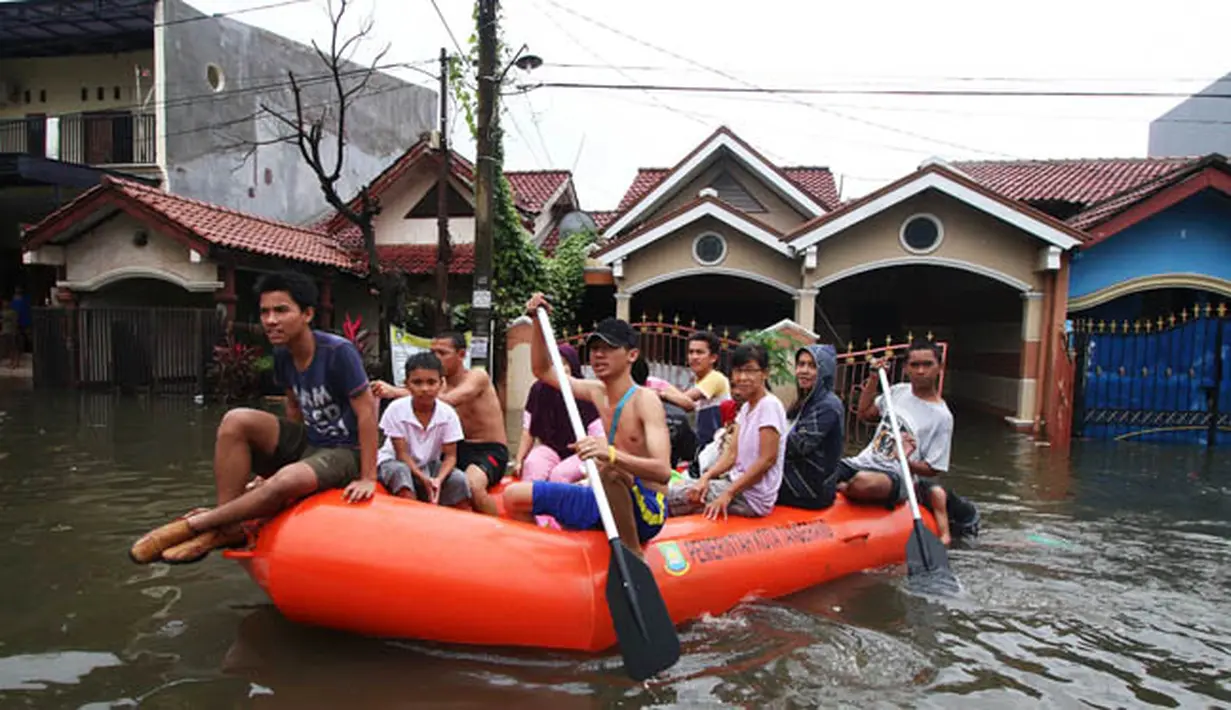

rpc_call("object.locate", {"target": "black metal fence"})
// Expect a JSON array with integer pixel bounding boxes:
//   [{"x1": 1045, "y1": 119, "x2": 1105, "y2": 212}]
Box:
[
  {"x1": 0, "y1": 112, "x2": 156, "y2": 164},
  {"x1": 32, "y1": 307, "x2": 224, "y2": 393}
]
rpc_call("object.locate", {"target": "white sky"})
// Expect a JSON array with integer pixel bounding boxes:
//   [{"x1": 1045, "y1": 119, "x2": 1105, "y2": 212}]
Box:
[{"x1": 192, "y1": 0, "x2": 1231, "y2": 210}]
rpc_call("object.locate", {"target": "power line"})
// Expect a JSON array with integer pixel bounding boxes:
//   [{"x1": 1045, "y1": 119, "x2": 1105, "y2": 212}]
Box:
[
  {"x1": 156, "y1": 0, "x2": 309, "y2": 28},
  {"x1": 427, "y1": 0, "x2": 467, "y2": 59},
  {"x1": 536, "y1": 0, "x2": 1018, "y2": 159},
  {"x1": 518, "y1": 80, "x2": 1231, "y2": 101}
]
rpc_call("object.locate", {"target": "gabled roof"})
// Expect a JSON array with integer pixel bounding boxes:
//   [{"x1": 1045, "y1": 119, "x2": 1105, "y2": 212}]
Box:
[
  {"x1": 505, "y1": 170, "x2": 572, "y2": 213},
  {"x1": 954, "y1": 156, "x2": 1198, "y2": 208},
  {"x1": 615, "y1": 165, "x2": 839, "y2": 215},
  {"x1": 23, "y1": 175, "x2": 356, "y2": 270},
  {"x1": 788, "y1": 160, "x2": 1085, "y2": 251},
  {"x1": 318, "y1": 139, "x2": 476, "y2": 235},
  {"x1": 602, "y1": 127, "x2": 834, "y2": 239},
  {"x1": 596, "y1": 195, "x2": 791, "y2": 264},
  {"x1": 1068, "y1": 154, "x2": 1231, "y2": 245}
]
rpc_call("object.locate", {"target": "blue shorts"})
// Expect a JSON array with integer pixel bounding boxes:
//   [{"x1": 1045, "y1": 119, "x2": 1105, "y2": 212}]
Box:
[{"x1": 531, "y1": 479, "x2": 666, "y2": 543}]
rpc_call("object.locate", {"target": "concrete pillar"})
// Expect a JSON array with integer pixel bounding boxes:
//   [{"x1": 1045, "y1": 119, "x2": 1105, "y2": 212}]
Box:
[
  {"x1": 214, "y1": 263, "x2": 237, "y2": 324},
  {"x1": 614, "y1": 291, "x2": 631, "y2": 322},
  {"x1": 44, "y1": 116, "x2": 60, "y2": 160},
  {"x1": 794, "y1": 288, "x2": 818, "y2": 334},
  {"x1": 1011, "y1": 290, "x2": 1045, "y2": 427}
]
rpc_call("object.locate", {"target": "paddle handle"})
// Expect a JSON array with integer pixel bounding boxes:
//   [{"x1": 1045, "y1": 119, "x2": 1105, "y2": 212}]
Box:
[
  {"x1": 534, "y1": 307, "x2": 622, "y2": 543},
  {"x1": 877, "y1": 367, "x2": 926, "y2": 523}
]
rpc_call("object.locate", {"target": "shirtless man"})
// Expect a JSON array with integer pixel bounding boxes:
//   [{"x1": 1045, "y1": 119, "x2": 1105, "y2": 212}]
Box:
[
  {"x1": 372, "y1": 332, "x2": 509, "y2": 515},
  {"x1": 503, "y1": 294, "x2": 674, "y2": 560}
]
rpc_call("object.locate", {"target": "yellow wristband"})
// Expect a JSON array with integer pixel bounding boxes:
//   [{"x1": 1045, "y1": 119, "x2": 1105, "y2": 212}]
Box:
[{"x1": 608, "y1": 445, "x2": 617, "y2": 465}]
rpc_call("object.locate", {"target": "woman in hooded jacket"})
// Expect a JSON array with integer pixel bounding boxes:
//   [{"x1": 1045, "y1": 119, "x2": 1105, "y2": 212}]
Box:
[{"x1": 777, "y1": 344, "x2": 846, "y2": 510}]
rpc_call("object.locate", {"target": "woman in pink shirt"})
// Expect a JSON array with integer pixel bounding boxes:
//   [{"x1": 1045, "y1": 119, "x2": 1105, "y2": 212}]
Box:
[
  {"x1": 665, "y1": 342, "x2": 787, "y2": 520},
  {"x1": 513, "y1": 343, "x2": 604, "y2": 483}
]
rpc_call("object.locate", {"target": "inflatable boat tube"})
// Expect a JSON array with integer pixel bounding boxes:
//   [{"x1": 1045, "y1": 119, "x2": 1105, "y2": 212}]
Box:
[{"x1": 226, "y1": 488, "x2": 936, "y2": 652}]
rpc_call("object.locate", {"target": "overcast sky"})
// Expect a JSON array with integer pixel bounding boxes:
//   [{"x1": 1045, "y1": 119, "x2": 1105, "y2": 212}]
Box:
[{"x1": 193, "y1": 0, "x2": 1231, "y2": 211}]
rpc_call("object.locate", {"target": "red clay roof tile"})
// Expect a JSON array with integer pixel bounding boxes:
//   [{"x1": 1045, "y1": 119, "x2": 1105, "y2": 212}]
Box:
[
  {"x1": 953, "y1": 157, "x2": 1198, "y2": 207},
  {"x1": 505, "y1": 170, "x2": 571, "y2": 213},
  {"x1": 377, "y1": 243, "x2": 474, "y2": 274}
]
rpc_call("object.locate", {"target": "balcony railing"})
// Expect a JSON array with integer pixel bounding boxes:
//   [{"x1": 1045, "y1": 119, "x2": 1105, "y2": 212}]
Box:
[{"x1": 0, "y1": 112, "x2": 156, "y2": 165}]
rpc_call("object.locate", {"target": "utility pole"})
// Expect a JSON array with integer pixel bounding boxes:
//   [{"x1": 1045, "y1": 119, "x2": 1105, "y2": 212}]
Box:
[
  {"x1": 434, "y1": 46, "x2": 452, "y2": 333},
  {"x1": 470, "y1": 0, "x2": 497, "y2": 370}
]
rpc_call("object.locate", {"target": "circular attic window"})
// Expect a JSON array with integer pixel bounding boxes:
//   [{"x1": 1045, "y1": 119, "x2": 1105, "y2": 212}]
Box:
[
  {"x1": 899, "y1": 213, "x2": 943, "y2": 254},
  {"x1": 206, "y1": 64, "x2": 226, "y2": 93},
  {"x1": 693, "y1": 232, "x2": 727, "y2": 266}
]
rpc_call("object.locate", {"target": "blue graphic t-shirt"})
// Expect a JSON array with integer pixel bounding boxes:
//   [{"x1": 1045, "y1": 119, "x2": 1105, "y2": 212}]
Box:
[{"x1": 273, "y1": 330, "x2": 369, "y2": 449}]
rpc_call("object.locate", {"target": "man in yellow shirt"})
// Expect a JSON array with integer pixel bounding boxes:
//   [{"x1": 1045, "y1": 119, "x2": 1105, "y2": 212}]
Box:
[{"x1": 657, "y1": 331, "x2": 731, "y2": 451}]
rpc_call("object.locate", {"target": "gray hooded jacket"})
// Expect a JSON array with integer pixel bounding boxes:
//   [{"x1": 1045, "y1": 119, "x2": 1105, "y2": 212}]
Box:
[{"x1": 778, "y1": 344, "x2": 845, "y2": 508}]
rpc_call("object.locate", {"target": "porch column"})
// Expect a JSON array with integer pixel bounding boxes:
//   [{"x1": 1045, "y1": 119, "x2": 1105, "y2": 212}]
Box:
[
  {"x1": 794, "y1": 288, "x2": 818, "y2": 334},
  {"x1": 614, "y1": 291, "x2": 631, "y2": 322},
  {"x1": 56, "y1": 287, "x2": 80, "y2": 388},
  {"x1": 319, "y1": 276, "x2": 334, "y2": 329},
  {"x1": 1013, "y1": 290, "x2": 1045, "y2": 428},
  {"x1": 214, "y1": 263, "x2": 237, "y2": 324}
]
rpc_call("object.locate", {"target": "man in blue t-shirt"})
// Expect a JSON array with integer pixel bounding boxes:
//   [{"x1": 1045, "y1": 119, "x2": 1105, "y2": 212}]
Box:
[{"x1": 129, "y1": 271, "x2": 380, "y2": 565}]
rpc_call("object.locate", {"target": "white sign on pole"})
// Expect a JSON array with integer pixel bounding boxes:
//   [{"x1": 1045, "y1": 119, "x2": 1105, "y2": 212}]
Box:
[{"x1": 388, "y1": 325, "x2": 472, "y2": 386}]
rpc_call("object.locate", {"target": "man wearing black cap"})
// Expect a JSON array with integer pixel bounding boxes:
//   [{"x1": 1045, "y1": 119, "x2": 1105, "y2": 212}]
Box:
[{"x1": 503, "y1": 294, "x2": 674, "y2": 559}]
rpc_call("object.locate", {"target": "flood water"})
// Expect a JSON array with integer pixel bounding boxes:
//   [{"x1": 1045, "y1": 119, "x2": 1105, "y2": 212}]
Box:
[{"x1": 1, "y1": 383, "x2": 1229, "y2": 709}]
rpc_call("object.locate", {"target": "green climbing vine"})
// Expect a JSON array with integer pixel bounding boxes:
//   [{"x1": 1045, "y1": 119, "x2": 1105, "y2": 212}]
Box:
[{"x1": 545, "y1": 229, "x2": 596, "y2": 332}]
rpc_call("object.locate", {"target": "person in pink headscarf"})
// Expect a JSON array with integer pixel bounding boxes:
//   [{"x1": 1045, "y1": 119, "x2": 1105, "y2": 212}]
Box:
[{"x1": 512, "y1": 343, "x2": 605, "y2": 483}]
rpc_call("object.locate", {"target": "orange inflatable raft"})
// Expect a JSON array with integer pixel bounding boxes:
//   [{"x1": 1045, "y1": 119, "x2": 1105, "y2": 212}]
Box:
[{"x1": 225, "y1": 486, "x2": 937, "y2": 652}]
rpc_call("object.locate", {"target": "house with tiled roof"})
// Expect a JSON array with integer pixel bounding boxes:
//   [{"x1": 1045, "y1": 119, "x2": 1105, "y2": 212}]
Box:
[
  {"x1": 968, "y1": 154, "x2": 1231, "y2": 444},
  {"x1": 589, "y1": 126, "x2": 1104, "y2": 429}
]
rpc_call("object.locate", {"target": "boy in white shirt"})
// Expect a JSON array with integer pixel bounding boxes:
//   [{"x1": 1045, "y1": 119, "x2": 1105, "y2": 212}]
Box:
[{"x1": 377, "y1": 351, "x2": 469, "y2": 507}]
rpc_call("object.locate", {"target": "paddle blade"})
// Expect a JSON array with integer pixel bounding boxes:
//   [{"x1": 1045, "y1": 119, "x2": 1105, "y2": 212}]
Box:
[
  {"x1": 906, "y1": 519, "x2": 960, "y2": 593},
  {"x1": 605, "y1": 540, "x2": 681, "y2": 681}
]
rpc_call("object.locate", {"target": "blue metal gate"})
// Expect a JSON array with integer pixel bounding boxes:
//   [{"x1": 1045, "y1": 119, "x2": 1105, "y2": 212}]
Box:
[{"x1": 1072, "y1": 305, "x2": 1229, "y2": 445}]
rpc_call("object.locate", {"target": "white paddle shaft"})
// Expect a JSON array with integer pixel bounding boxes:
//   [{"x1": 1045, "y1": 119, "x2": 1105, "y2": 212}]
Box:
[
  {"x1": 534, "y1": 307, "x2": 622, "y2": 542},
  {"x1": 878, "y1": 367, "x2": 925, "y2": 522}
]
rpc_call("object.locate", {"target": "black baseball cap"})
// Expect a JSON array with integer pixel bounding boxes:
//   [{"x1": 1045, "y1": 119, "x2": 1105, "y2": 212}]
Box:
[{"x1": 587, "y1": 317, "x2": 639, "y2": 349}]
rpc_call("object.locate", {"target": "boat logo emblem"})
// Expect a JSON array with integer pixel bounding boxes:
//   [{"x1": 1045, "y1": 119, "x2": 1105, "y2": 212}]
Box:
[{"x1": 658, "y1": 541, "x2": 691, "y2": 576}]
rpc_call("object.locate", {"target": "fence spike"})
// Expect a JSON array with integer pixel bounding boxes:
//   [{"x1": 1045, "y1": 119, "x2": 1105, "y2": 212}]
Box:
[
  {"x1": 1110, "y1": 321, "x2": 1117, "y2": 334},
  {"x1": 926, "y1": 330, "x2": 934, "y2": 341},
  {"x1": 1122, "y1": 319, "x2": 1130, "y2": 332},
  {"x1": 1133, "y1": 320, "x2": 1141, "y2": 333},
  {"x1": 1145, "y1": 319, "x2": 1152, "y2": 333},
  {"x1": 673, "y1": 314, "x2": 680, "y2": 325},
  {"x1": 885, "y1": 334, "x2": 893, "y2": 346},
  {"x1": 641, "y1": 311, "x2": 648, "y2": 323},
  {"x1": 1204, "y1": 302, "x2": 1213, "y2": 318},
  {"x1": 1219, "y1": 303, "x2": 1228, "y2": 318},
  {"x1": 1195, "y1": 302, "x2": 1203, "y2": 318},
  {"x1": 657, "y1": 311, "x2": 664, "y2": 323},
  {"x1": 707, "y1": 323, "x2": 714, "y2": 332},
  {"x1": 690, "y1": 318, "x2": 697, "y2": 328},
  {"x1": 1181, "y1": 308, "x2": 1189, "y2": 323},
  {"x1": 1156, "y1": 317, "x2": 1164, "y2": 331},
  {"x1": 846, "y1": 341, "x2": 854, "y2": 353},
  {"x1": 865, "y1": 337, "x2": 873, "y2": 350},
  {"x1": 1098, "y1": 320, "x2": 1106, "y2": 333},
  {"x1": 1168, "y1": 313, "x2": 1177, "y2": 328}
]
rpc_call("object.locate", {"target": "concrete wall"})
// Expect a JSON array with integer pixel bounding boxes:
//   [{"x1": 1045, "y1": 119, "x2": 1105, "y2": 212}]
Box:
[
  {"x1": 808, "y1": 190, "x2": 1046, "y2": 293},
  {"x1": 160, "y1": 0, "x2": 436, "y2": 225},
  {"x1": 62, "y1": 213, "x2": 220, "y2": 290},
  {"x1": 1069, "y1": 190, "x2": 1231, "y2": 309},
  {"x1": 1149, "y1": 72, "x2": 1231, "y2": 158},
  {"x1": 618, "y1": 216, "x2": 802, "y2": 296},
  {"x1": 0, "y1": 50, "x2": 155, "y2": 119},
  {"x1": 371, "y1": 171, "x2": 475, "y2": 245}
]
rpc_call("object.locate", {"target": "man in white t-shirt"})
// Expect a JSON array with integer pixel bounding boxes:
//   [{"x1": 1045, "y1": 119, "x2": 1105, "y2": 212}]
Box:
[
  {"x1": 837, "y1": 339, "x2": 956, "y2": 543},
  {"x1": 376, "y1": 352, "x2": 469, "y2": 507}
]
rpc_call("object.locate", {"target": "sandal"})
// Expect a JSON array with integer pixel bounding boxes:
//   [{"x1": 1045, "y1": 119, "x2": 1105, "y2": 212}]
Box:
[{"x1": 161, "y1": 526, "x2": 248, "y2": 565}]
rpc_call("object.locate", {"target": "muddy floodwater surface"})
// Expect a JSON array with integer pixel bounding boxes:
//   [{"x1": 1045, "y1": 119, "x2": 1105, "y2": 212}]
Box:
[{"x1": 1, "y1": 386, "x2": 1229, "y2": 708}]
